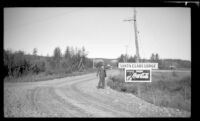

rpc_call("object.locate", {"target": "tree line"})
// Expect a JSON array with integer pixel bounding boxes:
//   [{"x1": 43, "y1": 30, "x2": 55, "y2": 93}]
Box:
[
  {"x1": 117, "y1": 53, "x2": 159, "y2": 63},
  {"x1": 3, "y1": 46, "x2": 93, "y2": 79},
  {"x1": 117, "y1": 53, "x2": 191, "y2": 70}
]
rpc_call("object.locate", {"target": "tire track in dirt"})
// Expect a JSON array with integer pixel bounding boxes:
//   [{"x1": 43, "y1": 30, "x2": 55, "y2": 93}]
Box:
[
  {"x1": 68, "y1": 79, "x2": 133, "y2": 117},
  {"x1": 51, "y1": 74, "x2": 126, "y2": 117},
  {"x1": 4, "y1": 74, "x2": 97, "y2": 117},
  {"x1": 4, "y1": 70, "x2": 190, "y2": 117},
  {"x1": 70, "y1": 78, "x2": 161, "y2": 117},
  {"x1": 26, "y1": 86, "x2": 91, "y2": 117},
  {"x1": 71, "y1": 79, "x2": 140, "y2": 116},
  {"x1": 57, "y1": 81, "x2": 130, "y2": 117},
  {"x1": 56, "y1": 87, "x2": 118, "y2": 117}
]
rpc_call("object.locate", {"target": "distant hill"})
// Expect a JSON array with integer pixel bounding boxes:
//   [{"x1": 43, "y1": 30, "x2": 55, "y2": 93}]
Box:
[
  {"x1": 89, "y1": 58, "x2": 118, "y2": 66},
  {"x1": 159, "y1": 59, "x2": 191, "y2": 70}
]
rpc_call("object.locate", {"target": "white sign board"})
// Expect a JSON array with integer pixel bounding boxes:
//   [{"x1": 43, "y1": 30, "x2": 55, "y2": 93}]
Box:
[
  {"x1": 118, "y1": 63, "x2": 158, "y2": 82},
  {"x1": 118, "y1": 63, "x2": 158, "y2": 69},
  {"x1": 125, "y1": 68, "x2": 151, "y2": 82}
]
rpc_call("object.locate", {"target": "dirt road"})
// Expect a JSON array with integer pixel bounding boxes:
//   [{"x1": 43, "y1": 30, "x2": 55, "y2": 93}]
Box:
[{"x1": 4, "y1": 70, "x2": 190, "y2": 117}]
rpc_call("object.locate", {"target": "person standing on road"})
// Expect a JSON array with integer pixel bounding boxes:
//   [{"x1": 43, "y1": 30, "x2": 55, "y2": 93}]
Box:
[{"x1": 96, "y1": 65, "x2": 107, "y2": 89}]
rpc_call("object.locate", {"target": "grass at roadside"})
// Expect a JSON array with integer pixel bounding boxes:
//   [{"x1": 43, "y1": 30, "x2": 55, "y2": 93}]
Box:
[
  {"x1": 4, "y1": 68, "x2": 97, "y2": 83},
  {"x1": 107, "y1": 70, "x2": 191, "y2": 112}
]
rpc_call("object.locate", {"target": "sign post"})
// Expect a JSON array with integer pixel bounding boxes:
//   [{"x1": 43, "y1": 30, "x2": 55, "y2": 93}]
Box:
[{"x1": 118, "y1": 63, "x2": 158, "y2": 82}]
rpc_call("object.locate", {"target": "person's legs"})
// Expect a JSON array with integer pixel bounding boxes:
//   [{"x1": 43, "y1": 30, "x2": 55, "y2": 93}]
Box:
[
  {"x1": 97, "y1": 77, "x2": 105, "y2": 89},
  {"x1": 102, "y1": 78, "x2": 105, "y2": 89},
  {"x1": 99, "y1": 76, "x2": 104, "y2": 88},
  {"x1": 100, "y1": 79, "x2": 103, "y2": 88},
  {"x1": 97, "y1": 78, "x2": 101, "y2": 88}
]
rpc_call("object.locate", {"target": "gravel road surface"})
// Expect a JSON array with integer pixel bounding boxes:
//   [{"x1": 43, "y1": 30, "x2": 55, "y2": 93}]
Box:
[{"x1": 4, "y1": 70, "x2": 190, "y2": 117}]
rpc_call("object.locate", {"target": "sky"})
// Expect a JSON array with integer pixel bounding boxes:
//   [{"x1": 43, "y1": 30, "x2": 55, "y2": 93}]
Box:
[{"x1": 4, "y1": 7, "x2": 191, "y2": 61}]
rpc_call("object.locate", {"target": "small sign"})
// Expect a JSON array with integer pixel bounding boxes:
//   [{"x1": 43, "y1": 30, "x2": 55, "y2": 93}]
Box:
[
  {"x1": 125, "y1": 68, "x2": 151, "y2": 82},
  {"x1": 118, "y1": 63, "x2": 158, "y2": 69}
]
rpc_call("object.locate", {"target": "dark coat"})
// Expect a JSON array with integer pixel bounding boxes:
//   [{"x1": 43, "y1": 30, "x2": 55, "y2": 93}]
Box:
[{"x1": 97, "y1": 67, "x2": 107, "y2": 80}]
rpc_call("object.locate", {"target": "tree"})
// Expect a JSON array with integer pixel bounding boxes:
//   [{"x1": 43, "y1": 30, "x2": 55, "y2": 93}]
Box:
[
  {"x1": 33, "y1": 48, "x2": 37, "y2": 56},
  {"x1": 70, "y1": 46, "x2": 75, "y2": 58},
  {"x1": 3, "y1": 50, "x2": 34, "y2": 77},
  {"x1": 53, "y1": 47, "x2": 61, "y2": 61},
  {"x1": 53, "y1": 47, "x2": 62, "y2": 68},
  {"x1": 150, "y1": 53, "x2": 155, "y2": 62},
  {"x1": 155, "y1": 53, "x2": 159, "y2": 62},
  {"x1": 118, "y1": 54, "x2": 126, "y2": 62},
  {"x1": 128, "y1": 55, "x2": 136, "y2": 62},
  {"x1": 81, "y1": 46, "x2": 85, "y2": 55},
  {"x1": 4, "y1": 49, "x2": 14, "y2": 77},
  {"x1": 64, "y1": 46, "x2": 71, "y2": 59}
]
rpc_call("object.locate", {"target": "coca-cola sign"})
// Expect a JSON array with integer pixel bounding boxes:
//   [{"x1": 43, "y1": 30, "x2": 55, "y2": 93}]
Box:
[{"x1": 125, "y1": 69, "x2": 151, "y2": 82}]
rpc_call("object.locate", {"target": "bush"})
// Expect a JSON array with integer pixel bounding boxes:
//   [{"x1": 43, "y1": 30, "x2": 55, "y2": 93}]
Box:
[
  {"x1": 179, "y1": 76, "x2": 191, "y2": 86},
  {"x1": 131, "y1": 86, "x2": 138, "y2": 95},
  {"x1": 172, "y1": 71, "x2": 178, "y2": 77},
  {"x1": 3, "y1": 46, "x2": 97, "y2": 82},
  {"x1": 3, "y1": 50, "x2": 48, "y2": 78},
  {"x1": 121, "y1": 87, "x2": 127, "y2": 92},
  {"x1": 107, "y1": 71, "x2": 191, "y2": 111}
]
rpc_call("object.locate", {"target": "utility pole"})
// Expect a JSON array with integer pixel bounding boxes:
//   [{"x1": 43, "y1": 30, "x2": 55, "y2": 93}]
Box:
[
  {"x1": 123, "y1": 8, "x2": 140, "y2": 63},
  {"x1": 123, "y1": 8, "x2": 142, "y2": 96},
  {"x1": 133, "y1": 9, "x2": 140, "y2": 62},
  {"x1": 125, "y1": 45, "x2": 128, "y2": 62}
]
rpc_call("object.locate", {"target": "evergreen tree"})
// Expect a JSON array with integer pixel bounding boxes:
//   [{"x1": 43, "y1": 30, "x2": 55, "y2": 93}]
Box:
[
  {"x1": 150, "y1": 53, "x2": 155, "y2": 62},
  {"x1": 53, "y1": 47, "x2": 62, "y2": 68},
  {"x1": 33, "y1": 48, "x2": 37, "y2": 56},
  {"x1": 155, "y1": 53, "x2": 159, "y2": 62},
  {"x1": 64, "y1": 46, "x2": 71, "y2": 59},
  {"x1": 118, "y1": 54, "x2": 125, "y2": 62}
]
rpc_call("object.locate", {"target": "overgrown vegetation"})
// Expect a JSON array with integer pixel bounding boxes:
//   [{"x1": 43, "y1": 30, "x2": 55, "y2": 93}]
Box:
[
  {"x1": 3, "y1": 46, "x2": 94, "y2": 82},
  {"x1": 107, "y1": 70, "x2": 191, "y2": 112}
]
